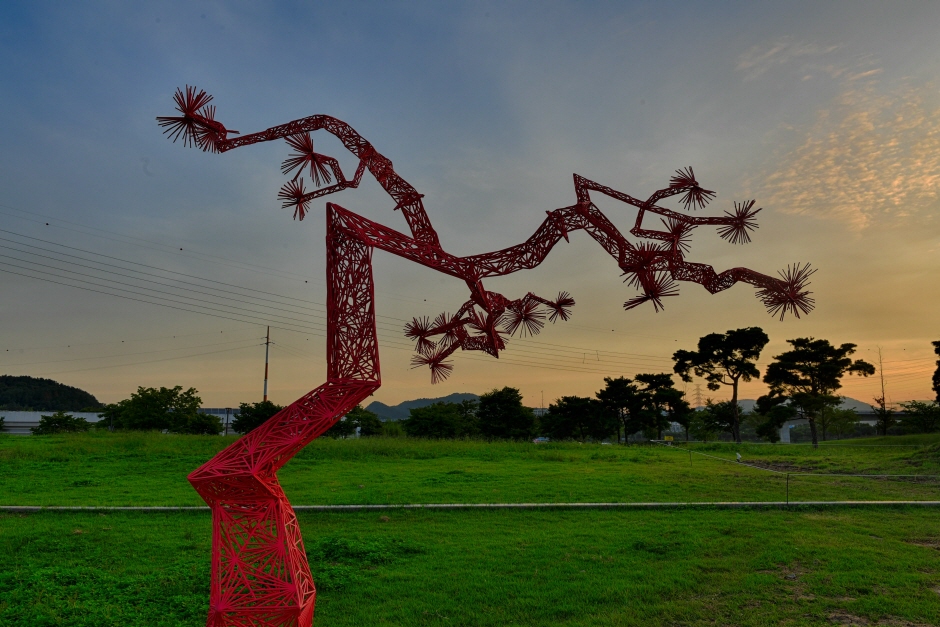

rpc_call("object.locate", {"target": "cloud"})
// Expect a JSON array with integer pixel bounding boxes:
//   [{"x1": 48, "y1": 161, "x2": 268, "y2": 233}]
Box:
[
  {"x1": 736, "y1": 38, "x2": 839, "y2": 80},
  {"x1": 757, "y1": 78, "x2": 940, "y2": 229}
]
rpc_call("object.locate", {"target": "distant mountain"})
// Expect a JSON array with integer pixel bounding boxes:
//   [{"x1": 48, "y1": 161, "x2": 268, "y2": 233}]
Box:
[
  {"x1": 0, "y1": 375, "x2": 103, "y2": 411},
  {"x1": 366, "y1": 392, "x2": 479, "y2": 421},
  {"x1": 724, "y1": 397, "x2": 875, "y2": 413}
]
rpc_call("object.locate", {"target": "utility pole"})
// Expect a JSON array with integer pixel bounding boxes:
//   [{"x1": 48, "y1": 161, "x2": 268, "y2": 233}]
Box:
[
  {"x1": 263, "y1": 326, "x2": 271, "y2": 402},
  {"x1": 693, "y1": 383, "x2": 704, "y2": 409}
]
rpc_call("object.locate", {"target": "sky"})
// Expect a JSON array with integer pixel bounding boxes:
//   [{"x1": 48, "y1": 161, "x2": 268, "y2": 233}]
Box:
[{"x1": 1, "y1": 1, "x2": 940, "y2": 410}]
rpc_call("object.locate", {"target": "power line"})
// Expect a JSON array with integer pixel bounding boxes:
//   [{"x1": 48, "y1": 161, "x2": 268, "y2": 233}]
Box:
[
  {"x1": 1, "y1": 327, "x2": 253, "y2": 353},
  {"x1": 0, "y1": 203, "x2": 316, "y2": 283},
  {"x1": 30, "y1": 344, "x2": 263, "y2": 377},
  {"x1": 0, "y1": 336, "x2": 263, "y2": 368},
  {"x1": 1, "y1": 247, "x2": 678, "y2": 369},
  {"x1": 0, "y1": 229, "x2": 405, "y2": 324},
  {"x1": 0, "y1": 228, "x2": 693, "y2": 379},
  {"x1": 1, "y1": 203, "x2": 695, "y2": 339},
  {"x1": 2, "y1": 261, "x2": 673, "y2": 380},
  {"x1": 0, "y1": 203, "x2": 452, "y2": 307},
  {"x1": 0, "y1": 258, "x2": 331, "y2": 332}
]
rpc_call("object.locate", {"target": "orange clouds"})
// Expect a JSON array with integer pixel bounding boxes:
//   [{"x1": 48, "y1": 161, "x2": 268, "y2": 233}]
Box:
[{"x1": 759, "y1": 77, "x2": 940, "y2": 230}]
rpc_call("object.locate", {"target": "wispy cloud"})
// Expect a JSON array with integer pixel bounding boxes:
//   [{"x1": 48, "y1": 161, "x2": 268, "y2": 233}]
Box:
[
  {"x1": 736, "y1": 38, "x2": 839, "y2": 80},
  {"x1": 758, "y1": 78, "x2": 940, "y2": 229}
]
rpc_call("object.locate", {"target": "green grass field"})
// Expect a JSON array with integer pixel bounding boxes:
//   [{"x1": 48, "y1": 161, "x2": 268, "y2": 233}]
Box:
[
  {"x1": 0, "y1": 433, "x2": 938, "y2": 506},
  {"x1": 2, "y1": 508, "x2": 939, "y2": 626},
  {"x1": 1, "y1": 433, "x2": 939, "y2": 626}
]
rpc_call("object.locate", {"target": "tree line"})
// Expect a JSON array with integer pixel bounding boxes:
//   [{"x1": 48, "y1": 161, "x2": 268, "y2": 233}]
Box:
[
  {"x1": 19, "y1": 329, "x2": 940, "y2": 442},
  {"x1": 322, "y1": 328, "x2": 940, "y2": 446}
]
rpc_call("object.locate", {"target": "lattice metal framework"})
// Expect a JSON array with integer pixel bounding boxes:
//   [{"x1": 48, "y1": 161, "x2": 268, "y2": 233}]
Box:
[{"x1": 158, "y1": 86, "x2": 814, "y2": 627}]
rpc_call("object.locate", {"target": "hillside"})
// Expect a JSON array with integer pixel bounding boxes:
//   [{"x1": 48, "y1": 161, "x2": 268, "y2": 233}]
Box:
[
  {"x1": 0, "y1": 375, "x2": 102, "y2": 411},
  {"x1": 366, "y1": 392, "x2": 479, "y2": 421}
]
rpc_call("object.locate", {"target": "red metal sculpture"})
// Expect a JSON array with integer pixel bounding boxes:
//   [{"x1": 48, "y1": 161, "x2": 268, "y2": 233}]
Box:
[{"x1": 158, "y1": 86, "x2": 813, "y2": 626}]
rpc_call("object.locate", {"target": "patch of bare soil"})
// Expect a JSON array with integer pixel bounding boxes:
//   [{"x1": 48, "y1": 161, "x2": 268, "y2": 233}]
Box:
[
  {"x1": 744, "y1": 460, "x2": 817, "y2": 472},
  {"x1": 776, "y1": 562, "x2": 818, "y2": 600},
  {"x1": 829, "y1": 613, "x2": 935, "y2": 626},
  {"x1": 830, "y1": 614, "x2": 869, "y2": 626},
  {"x1": 906, "y1": 538, "x2": 940, "y2": 550}
]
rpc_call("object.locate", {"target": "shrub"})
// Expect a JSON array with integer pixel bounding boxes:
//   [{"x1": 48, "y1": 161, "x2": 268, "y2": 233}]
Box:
[
  {"x1": 31, "y1": 411, "x2": 91, "y2": 435},
  {"x1": 325, "y1": 417, "x2": 356, "y2": 439},
  {"x1": 232, "y1": 400, "x2": 283, "y2": 434},
  {"x1": 381, "y1": 420, "x2": 404, "y2": 437},
  {"x1": 177, "y1": 412, "x2": 223, "y2": 435},
  {"x1": 898, "y1": 401, "x2": 940, "y2": 434},
  {"x1": 403, "y1": 401, "x2": 478, "y2": 439},
  {"x1": 100, "y1": 386, "x2": 205, "y2": 433},
  {"x1": 349, "y1": 406, "x2": 384, "y2": 436}
]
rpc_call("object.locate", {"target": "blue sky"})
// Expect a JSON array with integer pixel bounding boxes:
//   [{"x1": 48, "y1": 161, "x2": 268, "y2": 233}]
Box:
[{"x1": 2, "y1": 2, "x2": 940, "y2": 407}]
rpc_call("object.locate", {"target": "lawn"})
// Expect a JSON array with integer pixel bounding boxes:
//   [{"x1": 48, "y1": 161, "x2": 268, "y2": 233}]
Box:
[
  {"x1": 0, "y1": 432, "x2": 937, "y2": 506},
  {"x1": 0, "y1": 434, "x2": 939, "y2": 626},
  {"x1": 1, "y1": 507, "x2": 938, "y2": 626}
]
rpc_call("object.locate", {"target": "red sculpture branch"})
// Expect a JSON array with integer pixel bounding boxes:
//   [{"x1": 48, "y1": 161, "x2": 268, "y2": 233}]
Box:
[{"x1": 159, "y1": 86, "x2": 813, "y2": 627}]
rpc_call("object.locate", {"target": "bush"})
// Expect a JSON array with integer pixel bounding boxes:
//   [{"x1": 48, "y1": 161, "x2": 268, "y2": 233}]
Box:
[
  {"x1": 179, "y1": 412, "x2": 223, "y2": 435},
  {"x1": 898, "y1": 401, "x2": 940, "y2": 434},
  {"x1": 381, "y1": 420, "x2": 404, "y2": 437},
  {"x1": 232, "y1": 400, "x2": 283, "y2": 434},
  {"x1": 31, "y1": 411, "x2": 91, "y2": 435},
  {"x1": 349, "y1": 406, "x2": 384, "y2": 437},
  {"x1": 325, "y1": 417, "x2": 356, "y2": 439},
  {"x1": 541, "y1": 396, "x2": 614, "y2": 442},
  {"x1": 403, "y1": 401, "x2": 478, "y2": 439},
  {"x1": 477, "y1": 387, "x2": 535, "y2": 441},
  {"x1": 99, "y1": 386, "x2": 208, "y2": 433}
]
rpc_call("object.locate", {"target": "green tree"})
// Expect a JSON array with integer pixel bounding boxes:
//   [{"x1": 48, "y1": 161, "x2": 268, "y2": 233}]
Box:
[
  {"x1": 596, "y1": 376, "x2": 646, "y2": 443},
  {"x1": 696, "y1": 400, "x2": 741, "y2": 439},
  {"x1": 477, "y1": 387, "x2": 536, "y2": 441},
  {"x1": 763, "y1": 338, "x2": 875, "y2": 447},
  {"x1": 100, "y1": 386, "x2": 207, "y2": 433},
  {"x1": 31, "y1": 410, "x2": 91, "y2": 435},
  {"x1": 688, "y1": 408, "x2": 720, "y2": 442},
  {"x1": 541, "y1": 396, "x2": 615, "y2": 442},
  {"x1": 870, "y1": 395, "x2": 896, "y2": 436},
  {"x1": 749, "y1": 394, "x2": 797, "y2": 443},
  {"x1": 898, "y1": 401, "x2": 940, "y2": 434},
  {"x1": 403, "y1": 402, "x2": 460, "y2": 438},
  {"x1": 666, "y1": 394, "x2": 694, "y2": 441},
  {"x1": 232, "y1": 400, "x2": 284, "y2": 434},
  {"x1": 180, "y1": 413, "x2": 224, "y2": 435},
  {"x1": 932, "y1": 341, "x2": 940, "y2": 403},
  {"x1": 381, "y1": 420, "x2": 405, "y2": 437},
  {"x1": 403, "y1": 401, "x2": 478, "y2": 439},
  {"x1": 348, "y1": 405, "x2": 384, "y2": 437},
  {"x1": 673, "y1": 327, "x2": 769, "y2": 444},
  {"x1": 324, "y1": 416, "x2": 357, "y2": 439},
  {"x1": 634, "y1": 373, "x2": 689, "y2": 440},
  {"x1": 454, "y1": 399, "x2": 479, "y2": 437},
  {"x1": 817, "y1": 406, "x2": 858, "y2": 441}
]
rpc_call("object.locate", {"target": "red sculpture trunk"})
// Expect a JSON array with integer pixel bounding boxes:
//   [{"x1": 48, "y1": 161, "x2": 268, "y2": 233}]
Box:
[{"x1": 159, "y1": 86, "x2": 813, "y2": 626}]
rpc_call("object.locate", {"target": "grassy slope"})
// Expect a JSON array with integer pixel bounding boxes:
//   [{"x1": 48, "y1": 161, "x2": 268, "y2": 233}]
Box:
[
  {"x1": 0, "y1": 433, "x2": 938, "y2": 506},
  {"x1": 1, "y1": 507, "x2": 938, "y2": 627}
]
